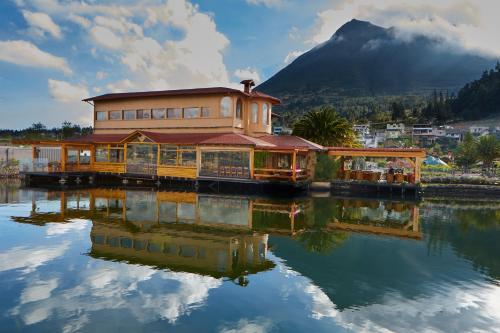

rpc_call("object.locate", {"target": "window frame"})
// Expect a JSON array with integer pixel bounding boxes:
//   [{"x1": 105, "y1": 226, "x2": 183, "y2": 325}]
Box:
[
  {"x1": 152, "y1": 108, "x2": 166, "y2": 120},
  {"x1": 109, "y1": 110, "x2": 122, "y2": 120},
  {"x1": 220, "y1": 96, "x2": 232, "y2": 118},
  {"x1": 167, "y1": 108, "x2": 182, "y2": 119},
  {"x1": 251, "y1": 103, "x2": 258, "y2": 124},
  {"x1": 262, "y1": 103, "x2": 269, "y2": 125},
  {"x1": 123, "y1": 110, "x2": 136, "y2": 120},
  {"x1": 136, "y1": 109, "x2": 151, "y2": 120},
  {"x1": 96, "y1": 111, "x2": 107, "y2": 121},
  {"x1": 235, "y1": 98, "x2": 243, "y2": 119},
  {"x1": 183, "y1": 107, "x2": 201, "y2": 119}
]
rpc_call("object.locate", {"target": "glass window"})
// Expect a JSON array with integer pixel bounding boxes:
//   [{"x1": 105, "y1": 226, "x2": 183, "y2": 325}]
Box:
[
  {"x1": 160, "y1": 145, "x2": 177, "y2": 165},
  {"x1": 95, "y1": 145, "x2": 108, "y2": 162},
  {"x1": 96, "y1": 111, "x2": 107, "y2": 121},
  {"x1": 262, "y1": 103, "x2": 269, "y2": 125},
  {"x1": 251, "y1": 103, "x2": 258, "y2": 123},
  {"x1": 201, "y1": 107, "x2": 210, "y2": 117},
  {"x1": 109, "y1": 145, "x2": 124, "y2": 163},
  {"x1": 79, "y1": 150, "x2": 91, "y2": 164},
  {"x1": 179, "y1": 146, "x2": 196, "y2": 166},
  {"x1": 167, "y1": 108, "x2": 182, "y2": 119},
  {"x1": 136, "y1": 109, "x2": 151, "y2": 119},
  {"x1": 67, "y1": 150, "x2": 78, "y2": 163},
  {"x1": 236, "y1": 98, "x2": 242, "y2": 119},
  {"x1": 152, "y1": 108, "x2": 166, "y2": 119},
  {"x1": 123, "y1": 110, "x2": 135, "y2": 120},
  {"x1": 109, "y1": 111, "x2": 122, "y2": 120},
  {"x1": 183, "y1": 107, "x2": 200, "y2": 119},
  {"x1": 200, "y1": 150, "x2": 250, "y2": 179},
  {"x1": 220, "y1": 96, "x2": 232, "y2": 117}
]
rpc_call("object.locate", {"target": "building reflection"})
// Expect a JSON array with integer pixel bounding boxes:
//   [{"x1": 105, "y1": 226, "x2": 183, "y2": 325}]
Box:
[{"x1": 7, "y1": 188, "x2": 422, "y2": 281}]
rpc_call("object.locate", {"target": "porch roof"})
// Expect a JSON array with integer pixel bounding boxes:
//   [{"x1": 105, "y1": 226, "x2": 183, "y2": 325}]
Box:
[{"x1": 62, "y1": 131, "x2": 323, "y2": 151}]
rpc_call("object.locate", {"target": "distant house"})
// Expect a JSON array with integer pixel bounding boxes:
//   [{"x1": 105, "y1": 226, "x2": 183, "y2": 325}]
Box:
[
  {"x1": 469, "y1": 126, "x2": 490, "y2": 137},
  {"x1": 385, "y1": 123, "x2": 405, "y2": 139},
  {"x1": 412, "y1": 124, "x2": 435, "y2": 146},
  {"x1": 353, "y1": 124, "x2": 370, "y2": 137}
]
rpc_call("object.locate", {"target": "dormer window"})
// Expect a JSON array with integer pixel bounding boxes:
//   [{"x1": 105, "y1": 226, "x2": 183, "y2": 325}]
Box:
[
  {"x1": 220, "y1": 96, "x2": 232, "y2": 118},
  {"x1": 262, "y1": 103, "x2": 269, "y2": 125},
  {"x1": 236, "y1": 98, "x2": 242, "y2": 119}
]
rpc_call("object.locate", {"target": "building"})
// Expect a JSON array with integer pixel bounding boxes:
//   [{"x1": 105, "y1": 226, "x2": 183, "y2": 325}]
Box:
[
  {"x1": 469, "y1": 126, "x2": 490, "y2": 137},
  {"x1": 385, "y1": 123, "x2": 405, "y2": 139},
  {"x1": 26, "y1": 80, "x2": 322, "y2": 187}
]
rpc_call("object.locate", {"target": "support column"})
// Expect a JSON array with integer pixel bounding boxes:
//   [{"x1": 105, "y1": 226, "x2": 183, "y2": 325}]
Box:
[
  {"x1": 61, "y1": 144, "x2": 67, "y2": 172},
  {"x1": 415, "y1": 157, "x2": 422, "y2": 183},
  {"x1": 249, "y1": 148, "x2": 255, "y2": 179},
  {"x1": 291, "y1": 150, "x2": 297, "y2": 182}
]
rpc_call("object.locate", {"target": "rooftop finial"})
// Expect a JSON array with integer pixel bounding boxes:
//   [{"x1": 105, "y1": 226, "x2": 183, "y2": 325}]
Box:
[{"x1": 240, "y1": 79, "x2": 255, "y2": 93}]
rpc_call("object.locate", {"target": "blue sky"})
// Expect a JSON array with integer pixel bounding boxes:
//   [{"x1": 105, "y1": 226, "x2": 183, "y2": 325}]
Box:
[{"x1": 0, "y1": 0, "x2": 499, "y2": 128}]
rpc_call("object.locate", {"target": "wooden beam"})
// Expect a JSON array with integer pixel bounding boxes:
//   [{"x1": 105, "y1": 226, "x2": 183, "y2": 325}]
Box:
[
  {"x1": 415, "y1": 157, "x2": 423, "y2": 183},
  {"x1": 61, "y1": 144, "x2": 67, "y2": 172},
  {"x1": 292, "y1": 150, "x2": 297, "y2": 182},
  {"x1": 250, "y1": 148, "x2": 255, "y2": 179},
  {"x1": 327, "y1": 149, "x2": 426, "y2": 158}
]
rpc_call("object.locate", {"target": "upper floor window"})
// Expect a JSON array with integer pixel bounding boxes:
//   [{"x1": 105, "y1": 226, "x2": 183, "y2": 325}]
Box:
[
  {"x1": 152, "y1": 108, "x2": 166, "y2": 119},
  {"x1": 251, "y1": 103, "x2": 258, "y2": 124},
  {"x1": 184, "y1": 107, "x2": 200, "y2": 118},
  {"x1": 96, "y1": 111, "x2": 107, "y2": 121},
  {"x1": 262, "y1": 103, "x2": 269, "y2": 125},
  {"x1": 109, "y1": 110, "x2": 122, "y2": 120},
  {"x1": 220, "y1": 96, "x2": 232, "y2": 118},
  {"x1": 123, "y1": 110, "x2": 135, "y2": 120},
  {"x1": 235, "y1": 98, "x2": 242, "y2": 119},
  {"x1": 201, "y1": 107, "x2": 210, "y2": 117},
  {"x1": 136, "y1": 109, "x2": 151, "y2": 119},
  {"x1": 167, "y1": 108, "x2": 182, "y2": 119}
]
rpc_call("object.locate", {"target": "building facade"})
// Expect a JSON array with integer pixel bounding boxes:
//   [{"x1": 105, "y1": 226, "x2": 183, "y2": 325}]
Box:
[{"x1": 28, "y1": 81, "x2": 322, "y2": 186}]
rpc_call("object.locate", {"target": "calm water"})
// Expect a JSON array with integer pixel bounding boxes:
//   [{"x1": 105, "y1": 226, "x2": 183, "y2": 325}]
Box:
[{"x1": 0, "y1": 183, "x2": 499, "y2": 333}]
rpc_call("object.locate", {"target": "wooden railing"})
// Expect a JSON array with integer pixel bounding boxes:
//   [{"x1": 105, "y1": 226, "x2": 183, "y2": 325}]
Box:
[{"x1": 254, "y1": 168, "x2": 309, "y2": 182}]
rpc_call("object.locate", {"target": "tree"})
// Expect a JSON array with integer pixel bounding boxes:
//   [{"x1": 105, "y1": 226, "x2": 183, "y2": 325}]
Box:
[
  {"x1": 292, "y1": 106, "x2": 359, "y2": 147},
  {"x1": 455, "y1": 132, "x2": 477, "y2": 172},
  {"x1": 476, "y1": 135, "x2": 499, "y2": 171},
  {"x1": 61, "y1": 121, "x2": 76, "y2": 139},
  {"x1": 391, "y1": 101, "x2": 405, "y2": 121}
]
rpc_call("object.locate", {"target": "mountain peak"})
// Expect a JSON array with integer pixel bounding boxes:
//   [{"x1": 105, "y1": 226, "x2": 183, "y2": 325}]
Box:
[{"x1": 331, "y1": 19, "x2": 387, "y2": 40}]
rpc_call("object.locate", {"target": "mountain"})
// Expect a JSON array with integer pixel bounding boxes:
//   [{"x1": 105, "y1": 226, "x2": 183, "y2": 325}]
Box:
[{"x1": 256, "y1": 19, "x2": 498, "y2": 119}]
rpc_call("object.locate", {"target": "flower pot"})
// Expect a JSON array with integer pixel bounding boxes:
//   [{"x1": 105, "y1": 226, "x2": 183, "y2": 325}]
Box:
[
  {"x1": 386, "y1": 173, "x2": 394, "y2": 183},
  {"x1": 395, "y1": 174, "x2": 404, "y2": 183}
]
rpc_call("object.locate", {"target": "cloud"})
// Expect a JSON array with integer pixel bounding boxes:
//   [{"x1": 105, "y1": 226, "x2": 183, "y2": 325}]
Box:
[
  {"x1": 67, "y1": 13, "x2": 91, "y2": 28},
  {"x1": 22, "y1": 10, "x2": 62, "y2": 39},
  {"x1": 0, "y1": 40, "x2": 71, "y2": 74},
  {"x1": 234, "y1": 67, "x2": 261, "y2": 84},
  {"x1": 48, "y1": 79, "x2": 89, "y2": 103},
  {"x1": 283, "y1": 50, "x2": 305, "y2": 64},
  {"x1": 20, "y1": 278, "x2": 59, "y2": 304},
  {"x1": 308, "y1": 0, "x2": 500, "y2": 56},
  {"x1": 96, "y1": 71, "x2": 107, "y2": 80},
  {"x1": 246, "y1": 0, "x2": 285, "y2": 8},
  {"x1": 90, "y1": 26, "x2": 122, "y2": 50},
  {"x1": 0, "y1": 242, "x2": 69, "y2": 274}
]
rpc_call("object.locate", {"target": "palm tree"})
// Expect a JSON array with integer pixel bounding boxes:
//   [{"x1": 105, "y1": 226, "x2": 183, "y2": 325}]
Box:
[{"x1": 292, "y1": 106, "x2": 359, "y2": 147}]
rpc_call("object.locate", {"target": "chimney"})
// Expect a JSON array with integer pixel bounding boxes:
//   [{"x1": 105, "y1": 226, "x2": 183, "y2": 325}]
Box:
[{"x1": 240, "y1": 79, "x2": 255, "y2": 93}]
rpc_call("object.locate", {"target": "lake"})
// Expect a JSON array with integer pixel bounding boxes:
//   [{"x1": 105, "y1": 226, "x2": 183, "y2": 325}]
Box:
[{"x1": 0, "y1": 183, "x2": 499, "y2": 332}]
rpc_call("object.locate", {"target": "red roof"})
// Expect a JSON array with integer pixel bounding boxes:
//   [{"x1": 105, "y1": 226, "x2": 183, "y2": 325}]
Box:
[
  {"x1": 64, "y1": 131, "x2": 322, "y2": 150},
  {"x1": 83, "y1": 87, "x2": 280, "y2": 104}
]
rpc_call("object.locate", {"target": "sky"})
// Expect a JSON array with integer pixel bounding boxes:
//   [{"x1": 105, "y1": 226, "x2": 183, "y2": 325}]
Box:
[{"x1": 0, "y1": 0, "x2": 499, "y2": 129}]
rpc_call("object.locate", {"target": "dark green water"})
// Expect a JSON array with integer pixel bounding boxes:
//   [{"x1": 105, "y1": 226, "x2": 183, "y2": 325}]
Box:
[{"x1": 0, "y1": 184, "x2": 499, "y2": 333}]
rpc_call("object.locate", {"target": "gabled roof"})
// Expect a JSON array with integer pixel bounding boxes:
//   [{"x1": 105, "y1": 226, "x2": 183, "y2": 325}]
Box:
[
  {"x1": 83, "y1": 87, "x2": 280, "y2": 104},
  {"x1": 63, "y1": 130, "x2": 322, "y2": 150}
]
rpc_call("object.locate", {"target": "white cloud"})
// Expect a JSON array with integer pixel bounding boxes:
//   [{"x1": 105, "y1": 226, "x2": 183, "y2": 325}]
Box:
[
  {"x1": 308, "y1": 0, "x2": 500, "y2": 56},
  {"x1": 0, "y1": 242, "x2": 69, "y2": 274},
  {"x1": 90, "y1": 26, "x2": 122, "y2": 50},
  {"x1": 48, "y1": 79, "x2": 89, "y2": 103},
  {"x1": 0, "y1": 40, "x2": 71, "y2": 74},
  {"x1": 67, "y1": 13, "x2": 91, "y2": 28},
  {"x1": 219, "y1": 318, "x2": 273, "y2": 333},
  {"x1": 20, "y1": 278, "x2": 59, "y2": 304},
  {"x1": 96, "y1": 71, "x2": 107, "y2": 80},
  {"x1": 284, "y1": 50, "x2": 305, "y2": 64},
  {"x1": 234, "y1": 67, "x2": 261, "y2": 84},
  {"x1": 45, "y1": 219, "x2": 88, "y2": 236},
  {"x1": 22, "y1": 10, "x2": 62, "y2": 39},
  {"x1": 246, "y1": 0, "x2": 285, "y2": 8}
]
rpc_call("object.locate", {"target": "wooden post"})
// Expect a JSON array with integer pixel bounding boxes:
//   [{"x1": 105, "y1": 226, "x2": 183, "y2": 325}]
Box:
[
  {"x1": 414, "y1": 157, "x2": 422, "y2": 183},
  {"x1": 250, "y1": 148, "x2": 254, "y2": 179},
  {"x1": 291, "y1": 150, "x2": 297, "y2": 182},
  {"x1": 124, "y1": 144, "x2": 128, "y2": 173},
  {"x1": 61, "y1": 144, "x2": 67, "y2": 172}
]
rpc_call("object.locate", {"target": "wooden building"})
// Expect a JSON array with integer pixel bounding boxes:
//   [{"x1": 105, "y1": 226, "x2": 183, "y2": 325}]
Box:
[{"x1": 28, "y1": 80, "x2": 322, "y2": 187}]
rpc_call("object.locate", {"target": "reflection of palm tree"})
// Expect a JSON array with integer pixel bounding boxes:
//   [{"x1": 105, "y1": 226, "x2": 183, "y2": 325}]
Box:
[{"x1": 296, "y1": 229, "x2": 348, "y2": 254}]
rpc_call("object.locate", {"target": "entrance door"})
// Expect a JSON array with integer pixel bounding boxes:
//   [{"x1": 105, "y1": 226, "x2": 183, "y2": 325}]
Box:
[{"x1": 126, "y1": 144, "x2": 158, "y2": 175}]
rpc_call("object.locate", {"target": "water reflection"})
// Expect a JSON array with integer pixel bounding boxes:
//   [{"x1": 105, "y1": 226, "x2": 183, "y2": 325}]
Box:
[{"x1": 0, "y1": 185, "x2": 499, "y2": 332}]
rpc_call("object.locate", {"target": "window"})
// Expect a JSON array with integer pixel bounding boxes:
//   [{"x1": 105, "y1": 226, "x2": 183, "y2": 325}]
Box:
[
  {"x1": 123, "y1": 110, "x2": 135, "y2": 120},
  {"x1": 200, "y1": 150, "x2": 250, "y2": 179},
  {"x1": 183, "y1": 107, "x2": 200, "y2": 119},
  {"x1": 167, "y1": 108, "x2": 182, "y2": 119},
  {"x1": 159, "y1": 145, "x2": 196, "y2": 167},
  {"x1": 136, "y1": 109, "x2": 151, "y2": 119},
  {"x1": 220, "y1": 96, "x2": 232, "y2": 117},
  {"x1": 96, "y1": 111, "x2": 107, "y2": 121},
  {"x1": 79, "y1": 150, "x2": 91, "y2": 164},
  {"x1": 235, "y1": 98, "x2": 242, "y2": 119},
  {"x1": 95, "y1": 145, "x2": 124, "y2": 163},
  {"x1": 152, "y1": 108, "x2": 166, "y2": 119},
  {"x1": 109, "y1": 111, "x2": 122, "y2": 120},
  {"x1": 179, "y1": 146, "x2": 196, "y2": 166},
  {"x1": 160, "y1": 145, "x2": 177, "y2": 165},
  {"x1": 262, "y1": 103, "x2": 269, "y2": 125},
  {"x1": 251, "y1": 103, "x2": 258, "y2": 124},
  {"x1": 95, "y1": 145, "x2": 108, "y2": 162},
  {"x1": 201, "y1": 107, "x2": 210, "y2": 117}
]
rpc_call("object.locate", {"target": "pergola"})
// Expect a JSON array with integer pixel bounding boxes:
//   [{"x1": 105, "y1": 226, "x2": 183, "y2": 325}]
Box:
[{"x1": 327, "y1": 147, "x2": 426, "y2": 183}]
